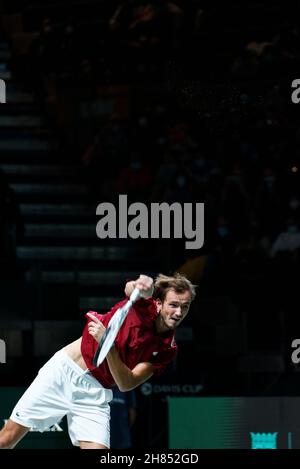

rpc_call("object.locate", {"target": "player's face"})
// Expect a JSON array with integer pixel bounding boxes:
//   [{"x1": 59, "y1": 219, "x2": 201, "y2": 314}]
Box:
[{"x1": 156, "y1": 289, "x2": 191, "y2": 332}]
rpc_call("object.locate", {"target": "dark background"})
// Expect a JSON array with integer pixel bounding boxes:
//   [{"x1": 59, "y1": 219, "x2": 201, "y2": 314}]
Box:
[{"x1": 1, "y1": 0, "x2": 300, "y2": 448}]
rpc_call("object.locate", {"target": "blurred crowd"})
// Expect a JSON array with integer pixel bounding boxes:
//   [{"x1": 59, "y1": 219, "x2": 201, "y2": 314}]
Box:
[
  {"x1": 1, "y1": 0, "x2": 300, "y2": 357},
  {"x1": 0, "y1": 170, "x2": 24, "y2": 269}
]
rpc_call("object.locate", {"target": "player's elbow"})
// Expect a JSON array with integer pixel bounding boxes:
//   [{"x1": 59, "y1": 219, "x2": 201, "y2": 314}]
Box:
[
  {"x1": 117, "y1": 379, "x2": 138, "y2": 392},
  {"x1": 117, "y1": 380, "x2": 136, "y2": 392},
  {"x1": 117, "y1": 384, "x2": 131, "y2": 392},
  {"x1": 118, "y1": 375, "x2": 153, "y2": 392}
]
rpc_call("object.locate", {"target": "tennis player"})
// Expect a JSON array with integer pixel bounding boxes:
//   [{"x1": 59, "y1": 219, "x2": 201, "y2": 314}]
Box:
[{"x1": 0, "y1": 273, "x2": 195, "y2": 449}]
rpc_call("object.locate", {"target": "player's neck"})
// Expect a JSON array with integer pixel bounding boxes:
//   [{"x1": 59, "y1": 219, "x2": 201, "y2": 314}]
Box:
[{"x1": 155, "y1": 315, "x2": 170, "y2": 335}]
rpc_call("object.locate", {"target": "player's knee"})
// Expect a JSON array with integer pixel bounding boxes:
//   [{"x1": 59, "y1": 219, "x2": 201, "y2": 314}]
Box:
[
  {"x1": 0, "y1": 419, "x2": 29, "y2": 449},
  {"x1": 0, "y1": 432, "x2": 13, "y2": 449},
  {"x1": 0, "y1": 427, "x2": 17, "y2": 449}
]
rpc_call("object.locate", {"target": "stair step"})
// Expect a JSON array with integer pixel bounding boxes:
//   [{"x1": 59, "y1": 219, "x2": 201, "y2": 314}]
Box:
[
  {"x1": 0, "y1": 103, "x2": 40, "y2": 114},
  {"x1": 0, "y1": 115, "x2": 42, "y2": 127},
  {"x1": 25, "y1": 270, "x2": 143, "y2": 285},
  {"x1": 11, "y1": 183, "x2": 88, "y2": 196},
  {"x1": 0, "y1": 138, "x2": 56, "y2": 151},
  {"x1": 0, "y1": 164, "x2": 75, "y2": 177},
  {"x1": 17, "y1": 245, "x2": 144, "y2": 261},
  {"x1": 24, "y1": 223, "x2": 96, "y2": 238},
  {"x1": 0, "y1": 128, "x2": 54, "y2": 137},
  {"x1": 20, "y1": 257, "x2": 158, "y2": 271},
  {"x1": 20, "y1": 203, "x2": 94, "y2": 217},
  {"x1": 6, "y1": 83, "x2": 35, "y2": 103},
  {"x1": 0, "y1": 151, "x2": 62, "y2": 164},
  {"x1": 33, "y1": 321, "x2": 83, "y2": 356},
  {"x1": 79, "y1": 296, "x2": 120, "y2": 311}
]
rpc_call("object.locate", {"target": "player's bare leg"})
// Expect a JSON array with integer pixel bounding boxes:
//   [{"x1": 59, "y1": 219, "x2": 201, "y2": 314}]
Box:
[
  {"x1": 0, "y1": 419, "x2": 30, "y2": 449},
  {"x1": 79, "y1": 440, "x2": 109, "y2": 449}
]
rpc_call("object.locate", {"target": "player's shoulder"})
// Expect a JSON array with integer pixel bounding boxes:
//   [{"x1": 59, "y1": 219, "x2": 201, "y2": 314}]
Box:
[
  {"x1": 134, "y1": 296, "x2": 156, "y2": 310},
  {"x1": 133, "y1": 296, "x2": 157, "y2": 318}
]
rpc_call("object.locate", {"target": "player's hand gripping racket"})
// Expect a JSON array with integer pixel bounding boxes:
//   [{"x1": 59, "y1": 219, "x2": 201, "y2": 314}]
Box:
[{"x1": 92, "y1": 288, "x2": 141, "y2": 367}]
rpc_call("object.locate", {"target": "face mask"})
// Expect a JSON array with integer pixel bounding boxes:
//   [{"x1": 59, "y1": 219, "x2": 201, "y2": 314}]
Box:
[{"x1": 218, "y1": 226, "x2": 229, "y2": 237}]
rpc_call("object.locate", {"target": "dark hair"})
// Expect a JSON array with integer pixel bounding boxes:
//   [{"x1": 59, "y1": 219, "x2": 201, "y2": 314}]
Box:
[{"x1": 153, "y1": 273, "x2": 196, "y2": 302}]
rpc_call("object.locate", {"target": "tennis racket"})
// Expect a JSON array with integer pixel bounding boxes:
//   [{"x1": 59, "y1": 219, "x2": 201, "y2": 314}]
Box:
[{"x1": 92, "y1": 288, "x2": 141, "y2": 367}]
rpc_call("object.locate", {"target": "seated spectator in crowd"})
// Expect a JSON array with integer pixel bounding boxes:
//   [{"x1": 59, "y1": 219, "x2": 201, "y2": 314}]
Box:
[
  {"x1": 254, "y1": 167, "x2": 285, "y2": 241},
  {"x1": 116, "y1": 154, "x2": 152, "y2": 202},
  {"x1": 213, "y1": 215, "x2": 236, "y2": 255},
  {"x1": 29, "y1": 17, "x2": 59, "y2": 103},
  {"x1": 271, "y1": 218, "x2": 300, "y2": 258},
  {"x1": 108, "y1": 0, "x2": 184, "y2": 76},
  {"x1": 163, "y1": 172, "x2": 194, "y2": 204},
  {"x1": 220, "y1": 165, "x2": 251, "y2": 238},
  {"x1": 150, "y1": 150, "x2": 178, "y2": 201},
  {"x1": 287, "y1": 194, "x2": 300, "y2": 221}
]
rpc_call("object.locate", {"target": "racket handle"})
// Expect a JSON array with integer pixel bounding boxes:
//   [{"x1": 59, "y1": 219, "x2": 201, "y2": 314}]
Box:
[{"x1": 130, "y1": 287, "x2": 141, "y2": 304}]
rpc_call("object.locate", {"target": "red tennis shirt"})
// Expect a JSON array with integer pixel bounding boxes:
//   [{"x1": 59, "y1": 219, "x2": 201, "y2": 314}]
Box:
[{"x1": 81, "y1": 297, "x2": 178, "y2": 388}]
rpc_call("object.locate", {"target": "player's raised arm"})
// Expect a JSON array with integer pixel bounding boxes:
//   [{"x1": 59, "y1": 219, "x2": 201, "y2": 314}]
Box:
[
  {"x1": 106, "y1": 347, "x2": 154, "y2": 392},
  {"x1": 125, "y1": 274, "x2": 154, "y2": 298},
  {"x1": 124, "y1": 280, "x2": 136, "y2": 297}
]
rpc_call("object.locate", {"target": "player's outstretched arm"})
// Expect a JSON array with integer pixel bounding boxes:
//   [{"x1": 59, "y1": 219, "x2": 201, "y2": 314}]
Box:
[
  {"x1": 87, "y1": 313, "x2": 153, "y2": 391},
  {"x1": 106, "y1": 346, "x2": 154, "y2": 392}
]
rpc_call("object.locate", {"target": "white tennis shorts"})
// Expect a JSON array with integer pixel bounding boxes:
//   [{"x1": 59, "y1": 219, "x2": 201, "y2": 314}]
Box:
[{"x1": 10, "y1": 349, "x2": 113, "y2": 447}]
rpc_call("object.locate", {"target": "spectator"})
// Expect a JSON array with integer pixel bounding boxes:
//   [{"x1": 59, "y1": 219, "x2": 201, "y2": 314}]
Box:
[
  {"x1": 116, "y1": 153, "x2": 153, "y2": 202},
  {"x1": 29, "y1": 17, "x2": 59, "y2": 102},
  {"x1": 220, "y1": 165, "x2": 251, "y2": 239},
  {"x1": 254, "y1": 167, "x2": 284, "y2": 241},
  {"x1": 271, "y1": 218, "x2": 300, "y2": 258}
]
